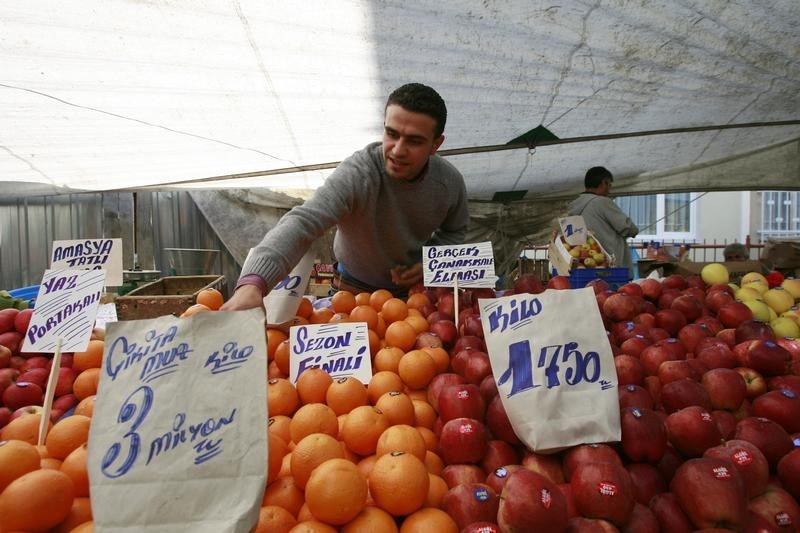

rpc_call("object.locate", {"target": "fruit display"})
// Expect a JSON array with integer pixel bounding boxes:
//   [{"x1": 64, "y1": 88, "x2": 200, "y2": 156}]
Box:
[
  {"x1": 2, "y1": 271, "x2": 800, "y2": 531},
  {"x1": 559, "y1": 235, "x2": 611, "y2": 269}
]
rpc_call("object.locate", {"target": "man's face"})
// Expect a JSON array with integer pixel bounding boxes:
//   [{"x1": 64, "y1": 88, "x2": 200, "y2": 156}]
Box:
[
  {"x1": 725, "y1": 252, "x2": 747, "y2": 262},
  {"x1": 382, "y1": 104, "x2": 444, "y2": 181},
  {"x1": 598, "y1": 178, "x2": 613, "y2": 196}
]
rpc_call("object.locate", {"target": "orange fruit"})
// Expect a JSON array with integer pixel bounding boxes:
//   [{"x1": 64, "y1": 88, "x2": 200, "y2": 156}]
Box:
[
  {"x1": 305, "y1": 458, "x2": 368, "y2": 525},
  {"x1": 296, "y1": 368, "x2": 333, "y2": 405},
  {"x1": 262, "y1": 475, "x2": 305, "y2": 516},
  {"x1": 381, "y1": 298, "x2": 409, "y2": 324},
  {"x1": 399, "y1": 507, "x2": 458, "y2": 532},
  {"x1": 406, "y1": 389, "x2": 428, "y2": 403},
  {"x1": 368, "y1": 451, "x2": 430, "y2": 516},
  {"x1": 267, "y1": 328, "x2": 289, "y2": 361},
  {"x1": 0, "y1": 468, "x2": 75, "y2": 531},
  {"x1": 340, "y1": 405, "x2": 390, "y2": 456},
  {"x1": 328, "y1": 312, "x2": 350, "y2": 323},
  {"x1": 289, "y1": 403, "x2": 339, "y2": 443},
  {"x1": 297, "y1": 297, "x2": 314, "y2": 320},
  {"x1": 367, "y1": 370, "x2": 403, "y2": 405},
  {"x1": 290, "y1": 433, "x2": 345, "y2": 489},
  {"x1": 425, "y1": 474, "x2": 449, "y2": 508},
  {"x1": 356, "y1": 454, "x2": 378, "y2": 478},
  {"x1": 421, "y1": 347, "x2": 449, "y2": 374},
  {"x1": 349, "y1": 305, "x2": 379, "y2": 330},
  {"x1": 369, "y1": 289, "x2": 394, "y2": 312},
  {"x1": 375, "y1": 391, "x2": 416, "y2": 426},
  {"x1": 41, "y1": 457, "x2": 63, "y2": 469},
  {"x1": 374, "y1": 315, "x2": 388, "y2": 338},
  {"x1": 412, "y1": 400, "x2": 436, "y2": 429},
  {"x1": 180, "y1": 303, "x2": 211, "y2": 317},
  {"x1": 309, "y1": 308, "x2": 335, "y2": 324},
  {"x1": 398, "y1": 350, "x2": 437, "y2": 390},
  {"x1": 384, "y1": 321, "x2": 417, "y2": 352},
  {"x1": 196, "y1": 288, "x2": 224, "y2": 310},
  {"x1": 46, "y1": 414, "x2": 91, "y2": 460},
  {"x1": 60, "y1": 443, "x2": 89, "y2": 497},
  {"x1": 69, "y1": 521, "x2": 94, "y2": 533},
  {"x1": 52, "y1": 496, "x2": 92, "y2": 533},
  {"x1": 368, "y1": 329, "x2": 383, "y2": 356},
  {"x1": 342, "y1": 505, "x2": 399, "y2": 533},
  {"x1": 373, "y1": 347, "x2": 405, "y2": 374},
  {"x1": 274, "y1": 339, "x2": 291, "y2": 376},
  {"x1": 416, "y1": 426, "x2": 438, "y2": 452},
  {"x1": 297, "y1": 502, "x2": 316, "y2": 522},
  {"x1": 268, "y1": 378, "x2": 300, "y2": 417},
  {"x1": 405, "y1": 315, "x2": 429, "y2": 334},
  {"x1": 279, "y1": 452, "x2": 293, "y2": 478},
  {"x1": 269, "y1": 415, "x2": 293, "y2": 444},
  {"x1": 331, "y1": 291, "x2": 357, "y2": 314},
  {"x1": 354, "y1": 292, "x2": 371, "y2": 306},
  {"x1": 326, "y1": 376, "x2": 368, "y2": 416},
  {"x1": 268, "y1": 433, "x2": 289, "y2": 485},
  {"x1": 288, "y1": 521, "x2": 337, "y2": 533},
  {"x1": 376, "y1": 425, "x2": 427, "y2": 461},
  {"x1": 72, "y1": 340, "x2": 104, "y2": 372},
  {"x1": 254, "y1": 505, "x2": 297, "y2": 533},
  {"x1": 406, "y1": 292, "x2": 431, "y2": 310},
  {"x1": 73, "y1": 368, "x2": 101, "y2": 400},
  {"x1": 73, "y1": 396, "x2": 96, "y2": 418},
  {"x1": 424, "y1": 450, "x2": 444, "y2": 476},
  {"x1": 268, "y1": 360, "x2": 284, "y2": 379},
  {"x1": 0, "y1": 439, "x2": 41, "y2": 492}
]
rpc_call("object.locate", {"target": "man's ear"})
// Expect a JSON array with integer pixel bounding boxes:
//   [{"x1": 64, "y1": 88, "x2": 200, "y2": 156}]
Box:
[{"x1": 431, "y1": 135, "x2": 445, "y2": 154}]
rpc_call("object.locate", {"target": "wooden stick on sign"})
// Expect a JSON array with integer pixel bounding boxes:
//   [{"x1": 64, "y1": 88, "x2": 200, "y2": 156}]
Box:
[{"x1": 38, "y1": 338, "x2": 63, "y2": 446}]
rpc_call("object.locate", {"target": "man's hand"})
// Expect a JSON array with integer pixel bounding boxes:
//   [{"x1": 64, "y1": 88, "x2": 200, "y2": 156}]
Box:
[
  {"x1": 390, "y1": 262, "x2": 423, "y2": 288},
  {"x1": 219, "y1": 284, "x2": 266, "y2": 312}
]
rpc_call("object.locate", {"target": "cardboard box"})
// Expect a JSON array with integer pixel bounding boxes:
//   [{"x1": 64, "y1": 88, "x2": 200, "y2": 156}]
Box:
[
  {"x1": 761, "y1": 240, "x2": 800, "y2": 270},
  {"x1": 115, "y1": 275, "x2": 226, "y2": 320},
  {"x1": 661, "y1": 260, "x2": 769, "y2": 283},
  {"x1": 548, "y1": 231, "x2": 614, "y2": 276}
]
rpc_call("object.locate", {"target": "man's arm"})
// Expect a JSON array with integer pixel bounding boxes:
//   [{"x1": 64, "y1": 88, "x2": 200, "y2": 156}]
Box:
[{"x1": 603, "y1": 199, "x2": 639, "y2": 238}]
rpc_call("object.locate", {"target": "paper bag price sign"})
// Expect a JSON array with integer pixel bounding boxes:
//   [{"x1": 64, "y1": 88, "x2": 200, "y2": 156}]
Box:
[
  {"x1": 51, "y1": 238, "x2": 123, "y2": 286},
  {"x1": 289, "y1": 322, "x2": 372, "y2": 385},
  {"x1": 423, "y1": 242, "x2": 497, "y2": 287},
  {"x1": 478, "y1": 288, "x2": 620, "y2": 453},
  {"x1": 89, "y1": 309, "x2": 267, "y2": 533}
]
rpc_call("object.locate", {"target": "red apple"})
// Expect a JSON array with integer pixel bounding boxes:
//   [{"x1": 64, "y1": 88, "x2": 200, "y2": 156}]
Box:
[
  {"x1": 437, "y1": 383, "x2": 486, "y2": 423},
  {"x1": 776, "y1": 337, "x2": 800, "y2": 362},
  {"x1": 648, "y1": 492, "x2": 694, "y2": 533},
  {"x1": 737, "y1": 340, "x2": 791, "y2": 376},
  {"x1": 711, "y1": 409, "x2": 738, "y2": 440},
  {"x1": 53, "y1": 393, "x2": 79, "y2": 413},
  {"x1": 485, "y1": 395, "x2": 521, "y2": 446},
  {"x1": 735, "y1": 320, "x2": 776, "y2": 343},
  {"x1": 585, "y1": 278, "x2": 610, "y2": 295},
  {"x1": 427, "y1": 373, "x2": 466, "y2": 411},
  {"x1": 663, "y1": 275, "x2": 688, "y2": 291},
  {"x1": 624, "y1": 502, "x2": 660, "y2": 533},
  {"x1": 9, "y1": 404, "x2": 44, "y2": 422},
  {"x1": 639, "y1": 344, "x2": 678, "y2": 377},
  {"x1": 0, "y1": 345, "x2": 11, "y2": 368},
  {"x1": 696, "y1": 343, "x2": 738, "y2": 370},
  {"x1": 414, "y1": 331, "x2": 443, "y2": 350},
  {"x1": 716, "y1": 328, "x2": 737, "y2": 348},
  {"x1": 498, "y1": 469, "x2": 567, "y2": 532},
  {"x1": 13, "y1": 309, "x2": 34, "y2": 335},
  {"x1": 642, "y1": 376, "x2": 662, "y2": 409},
  {"x1": 671, "y1": 294, "x2": 704, "y2": 322},
  {"x1": 0, "y1": 331, "x2": 23, "y2": 354},
  {"x1": 0, "y1": 406, "x2": 11, "y2": 429},
  {"x1": 620, "y1": 406, "x2": 667, "y2": 463},
  {"x1": 603, "y1": 293, "x2": 641, "y2": 322},
  {"x1": 706, "y1": 290, "x2": 734, "y2": 313},
  {"x1": 733, "y1": 417, "x2": 794, "y2": 470},
  {"x1": 633, "y1": 312, "x2": 656, "y2": 330},
  {"x1": 654, "y1": 309, "x2": 688, "y2": 336},
  {"x1": 521, "y1": 450, "x2": 565, "y2": 485},
  {"x1": 655, "y1": 446, "x2": 684, "y2": 484},
  {"x1": 665, "y1": 406, "x2": 722, "y2": 457},
  {"x1": 657, "y1": 360, "x2": 703, "y2": 385},
  {"x1": 677, "y1": 323, "x2": 711, "y2": 354},
  {"x1": 452, "y1": 335, "x2": 486, "y2": 355},
  {"x1": 768, "y1": 375, "x2": 800, "y2": 396},
  {"x1": 570, "y1": 461, "x2": 635, "y2": 527},
  {"x1": 513, "y1": 274, "x2": 545, "y2": 295},
  {"x1": 547, "y1": 275, "x2": 572, "y2": 290},
  {"x1": 429, "y1": 320, "x2": 458, "y2": 349},
  {"x1": 777, "y1": 448, "x2": 800, "y2": 502},
  {"x1": 442, "y1": 483, "x2": 500, "y2": 530},
  {"x1": 751, "y1": 388, "x2": 800, "y2": 433},
  {"x1": 439, "y1": 418, "x2": 489, "y2": 465},
  {"x1": 441, "y1": 464, "x2": 486, "y2": 489},
  {"x1": 694, "y1": 316, "x2": 724, "y2": 336},
  {"x1": 461, "y1": 351, "x2": 492, "y2": 385},
  {"x1": 670, "y1": 457, "x2": 748, "y2": 530},
  {"x1": 2, "y1": 381, "x2": 44, "y2": 411},
  {"x1": 480, "y1": 440, "x2": 520, "y2": 475},
  {"x1": 612, "y1": 321, "x2": 648, "y2": 344},
  {"x1": 614, "y1": 355, "x2": 645, "y2": 386},
  {"x1": 746, "y1": 485, "x2": 800, "y2": 532},
  {"x1": 461, "y1": 314, "x2": 484, "y2": 339},
  {"x1": 0, "y1": 309, "x2": 18, "y2": 334},
  {"x1": 619, "y1": 335, "x2": 651, "y2": 358},
  {"x1": 703, "y1": 439, "x2": 770, "y2": 499},
  {"x1": 735, "y1": 367, "x2": 768, "y2": 400},
  {"x1": 562, "y1": 444, "x2": 623, "y2": 482},
  {"x1": 565, "y1": 516, "x2": 619, "y2": 532},
  {"x1": 617, "y1": 384, "x2": 654, "y2": 410},
  {"x1": 701, "y1": 368, "x2": 747, "y2": 411},
  {"x1": 478, "y1": 374, "x2": 498, "y2": 403},
  {"x1": 640, "y1": 278, "x2": 663, "y2": 301},
  {"x1": 460, "y1": 522, "x2": 499, "y2": 533},
  {"x1": 625, "y1": 462, "x2": 667, "y2": 506},
  {"x1": 484, "y1": 464, "x2": 524, "y2": 494},
  {"x1": 661, "y1": 378, "x2": 712, "y2": 413}
]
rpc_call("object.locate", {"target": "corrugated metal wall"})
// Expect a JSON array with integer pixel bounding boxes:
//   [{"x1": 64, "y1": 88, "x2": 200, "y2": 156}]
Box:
[{"x1": 0, "y1": 191, "x2": 240, "y2": 295}]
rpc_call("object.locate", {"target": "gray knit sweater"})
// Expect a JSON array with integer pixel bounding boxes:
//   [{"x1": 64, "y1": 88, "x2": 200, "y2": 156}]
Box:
[{"x1": 241, "y1": 142, "x2": 469, "y2": 291}]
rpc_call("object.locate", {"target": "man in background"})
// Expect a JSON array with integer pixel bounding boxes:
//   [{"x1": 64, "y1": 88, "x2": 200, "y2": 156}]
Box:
[
  {"x1": 221, "y1": 83, "x2": 469, "y2": 311},
  {"x1": 723, "y1": 242, "x2": 749, "y2": 262},
  {"x1": 567, "y1": 166, "x2": 639, "y2": 278}
]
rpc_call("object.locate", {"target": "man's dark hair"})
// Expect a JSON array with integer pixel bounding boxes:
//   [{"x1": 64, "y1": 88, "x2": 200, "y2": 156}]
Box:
[
  {"x1": 386, "y1": 83, "x2": 447, "y2": 138},
  {"x1": 585, "y1": 166, "x2": 614, "y2": 189}
]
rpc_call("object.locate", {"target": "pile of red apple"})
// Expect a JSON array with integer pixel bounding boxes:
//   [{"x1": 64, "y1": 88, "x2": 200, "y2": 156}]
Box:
[
  {"x1": 0, "y1": 308, "x2": 83, "y2": 429},
  {"x1": 409, "y1": 273, "x2": 800, "y2": 532}
]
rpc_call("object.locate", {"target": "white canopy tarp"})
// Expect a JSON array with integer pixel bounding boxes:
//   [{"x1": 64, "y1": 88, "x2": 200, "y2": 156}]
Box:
[{"x1": 2, "y1": 0, "x2": 799, "y2": 204}]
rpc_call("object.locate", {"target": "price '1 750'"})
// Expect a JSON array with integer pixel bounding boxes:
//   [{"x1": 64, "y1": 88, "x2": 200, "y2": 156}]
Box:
[{"x1": 497, "y1": 341, "x2": 601, "y2": 397}]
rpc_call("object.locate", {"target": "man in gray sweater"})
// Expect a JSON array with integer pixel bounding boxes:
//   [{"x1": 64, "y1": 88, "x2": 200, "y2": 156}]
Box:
[
  {"x1": 222, "y1": 83, "x2": 469, "y2": 310},
  {"x1": 567, "y1": 167, "x2": 639, "y2": 278}
]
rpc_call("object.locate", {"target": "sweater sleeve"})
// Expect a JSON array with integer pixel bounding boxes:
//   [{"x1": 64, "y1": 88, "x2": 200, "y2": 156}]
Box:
[{"x1": 602, "y1": 198, "x2": 639, "y2": 238}]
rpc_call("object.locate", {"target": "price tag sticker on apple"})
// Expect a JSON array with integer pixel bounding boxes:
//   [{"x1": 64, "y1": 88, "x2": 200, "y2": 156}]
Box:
[
  {"x1": 289, "y1": 322, "x2": 372, "y2": 384},
  {"x1": 50, "y1": 238, "x2": 123, "y2": 287},
  {"x1": 264, "y1": 250, "x2": 315, "y2": 328},
  {"x1": 88, "y1": 308, "x2": 267, "y2": 532},
  {"x1": 21, "y1": 269, "x2": 106, "y2": 354},
  {"x1": 558, "y1": 216, "x2": 587, "y2": 246},
  {"x1": 422, "y1": 242, "x2": 498, "y2": 288},
  {"x1": 478, "y1": 288, "x2": 620, "y2": 453}
]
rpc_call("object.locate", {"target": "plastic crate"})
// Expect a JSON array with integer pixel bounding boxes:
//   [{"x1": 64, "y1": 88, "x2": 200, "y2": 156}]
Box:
[
  {"x1": 114, "y1": 275, "x2": 226, "y2": 320},
  {"x1": 556, "y1": 267, "x2": 629, "y2": 289},
  {"x1": 8, "y1": 285, "x2": 39, "y2": 308}
]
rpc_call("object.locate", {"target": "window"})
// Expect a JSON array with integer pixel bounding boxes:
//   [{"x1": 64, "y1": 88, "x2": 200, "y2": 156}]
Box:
[
  {"x1": 615, "y1": 193, "x2": 696, "y2": 240},
  {"x1": 760, "y1": 191, "x2": 800, "y2": 239}
]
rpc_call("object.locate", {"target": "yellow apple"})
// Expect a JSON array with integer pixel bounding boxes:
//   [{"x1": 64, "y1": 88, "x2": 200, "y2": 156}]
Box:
[
  {"x1": 701, "y1": 263, "x2": 729, "y2": 285},
  {"x1": 740, "y1": 272, "x2": 768, "y2": 286},
  {"x1": 742, "y1": 299, "x2": 771, "y2": 322},
  {"x1": 735, "y1": 287, "x2": 764, "y2": 302},
  {"x1": 741, "y1": 281, "x2": 769, "y2": 295},
  {"x1": 762, "y1": 287, "x2": 794, "y2": 314},
  {"x1": 770, "y1": 317, "x2": 800, "y2": 339},
  {"x1": 781, "y1": 278, "x2": 800, "y2": 300}
]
